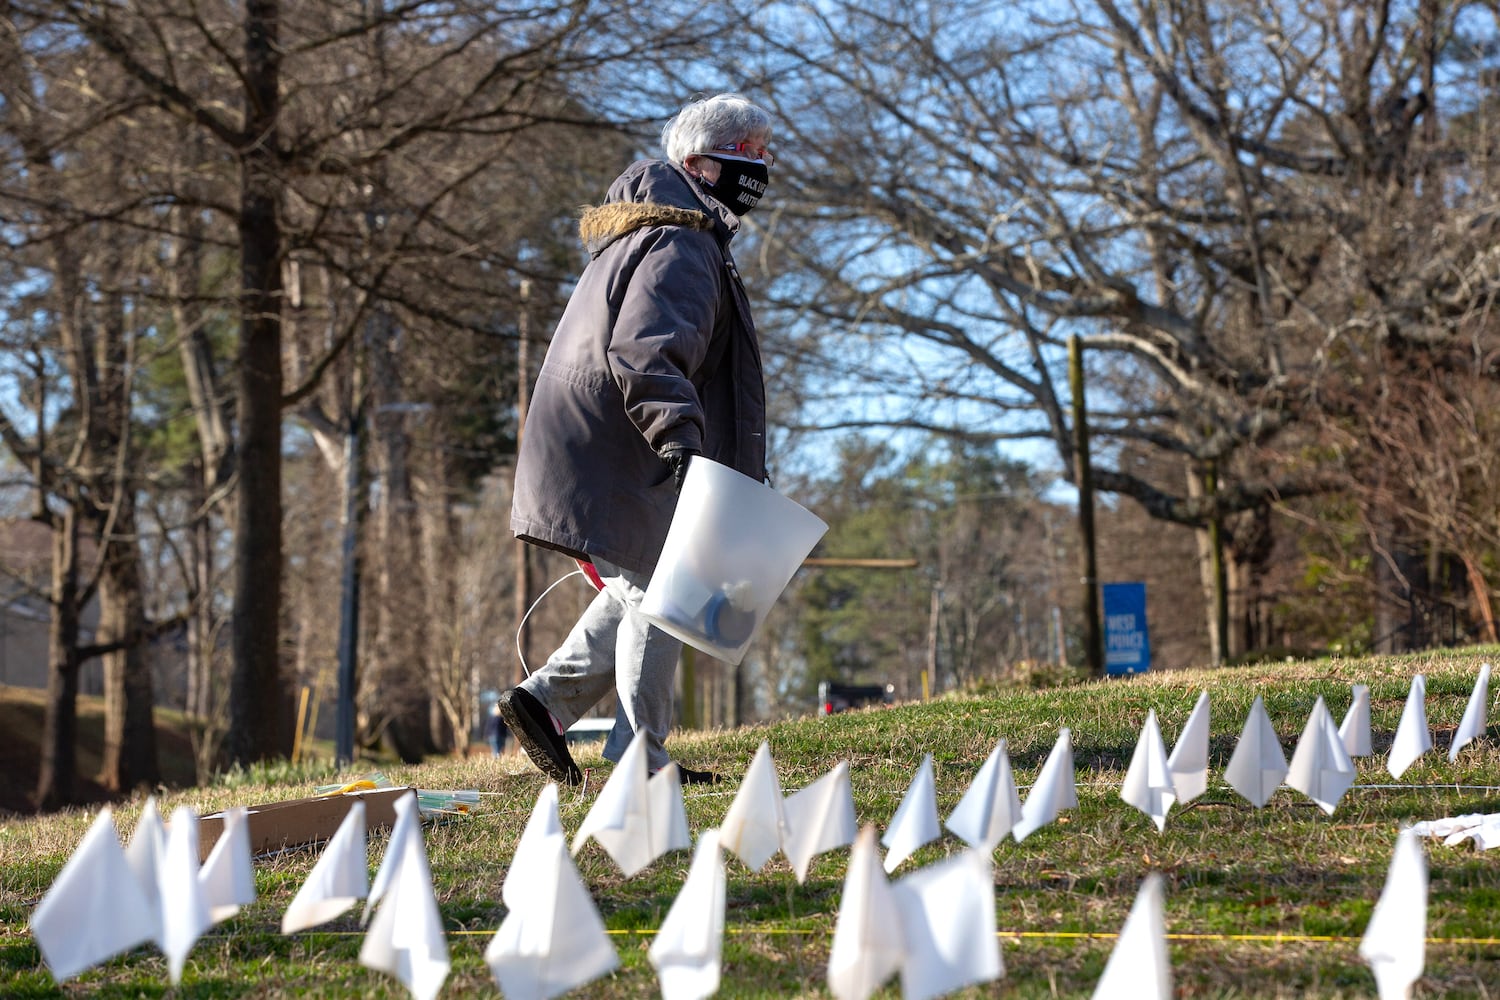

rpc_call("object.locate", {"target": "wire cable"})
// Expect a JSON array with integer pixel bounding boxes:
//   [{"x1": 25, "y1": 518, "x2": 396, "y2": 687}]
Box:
[{"x1": 514, "y1": 569, "x2": 586, "y2": 677}]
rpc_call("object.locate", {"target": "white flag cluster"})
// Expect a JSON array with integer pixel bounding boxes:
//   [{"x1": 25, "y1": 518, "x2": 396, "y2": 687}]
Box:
[
  {"x1": 28, "y1": 663, "x2": 1488, "y2": 997},
  {"x1": 829, "y1": 827, "x2": 1002, "y2": 1000},
  {"x1": 29, "y1": 798, "x2": 251, "y2": 985},
  {"x1": 572, "y1": 730, "x2": 690, "y2": 878}
]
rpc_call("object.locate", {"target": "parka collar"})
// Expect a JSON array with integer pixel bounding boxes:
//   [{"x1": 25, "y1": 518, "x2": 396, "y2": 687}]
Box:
[{"x1": 577, "y1": 159, "x2": 738, "y2": 257}]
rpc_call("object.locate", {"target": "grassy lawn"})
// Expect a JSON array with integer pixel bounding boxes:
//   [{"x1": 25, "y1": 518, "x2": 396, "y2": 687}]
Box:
[{"x1": 2, "y1": 649, "x2": 1498, "y2": 997}]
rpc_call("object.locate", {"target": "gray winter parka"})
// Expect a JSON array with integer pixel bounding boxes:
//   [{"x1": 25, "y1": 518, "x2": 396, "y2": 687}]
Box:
[{"x1": 510, "y1": 159, "x2": 768, "y2": 575}]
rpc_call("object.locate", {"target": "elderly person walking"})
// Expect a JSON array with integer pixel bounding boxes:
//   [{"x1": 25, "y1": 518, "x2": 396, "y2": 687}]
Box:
[{"x1": 500, "y1": 93, "x2": 775, "y2": 786}]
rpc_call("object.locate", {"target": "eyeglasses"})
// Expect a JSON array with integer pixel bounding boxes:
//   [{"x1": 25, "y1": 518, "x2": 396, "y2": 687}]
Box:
[{"x1": 709, "y1": 141, "x2": 775, "y2": 166}]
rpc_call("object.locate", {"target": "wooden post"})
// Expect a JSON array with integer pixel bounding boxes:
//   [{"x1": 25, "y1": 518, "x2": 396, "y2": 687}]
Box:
[
  {"x1": 1069, "y1": 335, "x2": 1104, "y2": 678},
  {"x1": 925, "y1": 582, "x2": 941, "y2": 696}
]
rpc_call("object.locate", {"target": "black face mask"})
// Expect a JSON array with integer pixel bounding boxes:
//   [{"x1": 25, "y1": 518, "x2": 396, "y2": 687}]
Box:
[{"x1": 702, "y1": 155, "x2": 769, "y2": 214}]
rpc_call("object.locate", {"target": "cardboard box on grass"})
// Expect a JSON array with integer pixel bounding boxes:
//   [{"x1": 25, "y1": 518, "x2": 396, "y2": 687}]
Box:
[{"x1": 197, "y1": 786, "x2": 415, "y2": 861}]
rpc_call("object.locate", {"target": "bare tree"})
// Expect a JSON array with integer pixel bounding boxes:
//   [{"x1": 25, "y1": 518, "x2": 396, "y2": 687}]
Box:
[
  {"x1": 17, "y1": 0, "x2": 753, "y2": 767},
  {"x1": 0, "y1": 9, "x2": 188, "y2": 804},
  {"x1": 748, "y1": 0, "x2": 1500, "y2": 655}
]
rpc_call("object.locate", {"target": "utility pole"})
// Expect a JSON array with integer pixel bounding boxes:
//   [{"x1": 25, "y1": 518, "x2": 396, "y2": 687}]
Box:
[
  {"x1": 1069, "y1": 335, "x2": 1104, "y2": 678},
  {"x1": 512, "y1": 280, "x2": 533, "y2": 689},
  {"x1": 333, "y1": 406, "x2": 363, "y2": 767}
]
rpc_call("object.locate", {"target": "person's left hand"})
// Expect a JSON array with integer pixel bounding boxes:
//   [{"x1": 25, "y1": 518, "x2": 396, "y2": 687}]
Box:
[{"x1": 659, "y1": 446, "x2": 698, "y2": 492}]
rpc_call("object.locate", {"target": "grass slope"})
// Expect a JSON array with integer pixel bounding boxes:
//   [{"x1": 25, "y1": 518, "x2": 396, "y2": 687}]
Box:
[
  {"x1": 0, "y1": 687, "x2": 201, "y2": 816},
  {"x1": 2, "y1": 650, "x2": 1499, "y2": 998}
]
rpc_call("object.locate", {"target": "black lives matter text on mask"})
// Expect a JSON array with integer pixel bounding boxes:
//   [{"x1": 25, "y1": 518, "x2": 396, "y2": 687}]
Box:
[{"x1": 703, "y1": 155, "x2": 769, "y2": 213}]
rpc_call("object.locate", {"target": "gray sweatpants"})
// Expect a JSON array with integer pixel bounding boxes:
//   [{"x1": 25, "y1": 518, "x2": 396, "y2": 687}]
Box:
[{"x1": 517, "y1": 556, "x2": 680, "y2": 772}]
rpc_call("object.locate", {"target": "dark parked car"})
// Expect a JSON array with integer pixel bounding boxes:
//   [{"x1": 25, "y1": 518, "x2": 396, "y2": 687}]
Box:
[{"x1": 818, "y1": 681, "x2": 895, "y2": 716}]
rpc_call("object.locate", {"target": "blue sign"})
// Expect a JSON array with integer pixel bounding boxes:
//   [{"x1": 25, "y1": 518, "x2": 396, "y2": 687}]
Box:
[{"x1": 1102, "y1": 582, "x2": 1150, "y2": 675}]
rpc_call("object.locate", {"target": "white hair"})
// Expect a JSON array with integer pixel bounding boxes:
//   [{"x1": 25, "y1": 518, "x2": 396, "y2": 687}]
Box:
[{"x1": 661, "y1": 93, "x2": 774, "y2": 165}]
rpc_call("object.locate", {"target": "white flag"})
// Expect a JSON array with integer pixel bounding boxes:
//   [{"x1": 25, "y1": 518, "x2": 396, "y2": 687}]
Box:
[
  {"x1": 649, "y1": 764, "x2": 693, "y2": 860},
  {"x1": 359, "y1": 794, "x2": 450, "y2": 1000},
  {"x1": 891, "y1": 849, "x2": 1003, "y2": 1000},
  {"x1": 1223, "y1": 696, "x2": 1288, "y2": 808},
  {"x1": 487, "y1": 810, "x2": 618, "y2": 1000},
  {"x1": 783, "y1": 761, "x2": 858, "y2": 883},
  {"x1": 1339, "y1": 684, "x2": 1373, "y2": 757},
  {"x1": 282, "y1": 801, "x2": 368, "y2": 934},
  {"x1": 1120, "y1": 710, "x2": 1177, "y2": 832},
  {"x1": 572, "y1": 729, "x2": 689, "y2": 878},
  {"x1": 1167, "y1": 691, "x2": 1211, "y2": 804},
  {"x1": 1285, "y1": 696, "x2": 1357, "y2": 816},
  {"x1": 1388, "y1": 675, "x2": 1433, "y2": 780},
  {"x1": 364, "y1": 789, "x2": 419, "y2": 924},
  {"x1": 881, "y1": 753, "x2": 941, "y2": 872},
  {"x1": 1091, "y1": 873, "x2": 1171, "y2": 999},
  {"x1": 1013, "y1": 728, "x2": 1078, "y2": 842},
  {"x1": 649, "y1": 829, "x2": 726, "y2": 1000},
  {"x1": 945, "y1": 739, "x2": 1022, "y2": 852},
  {"x1": 159, "y1": 806, "x2": 211, "y2": 984},
  {"x1": 1449, "y1": 663, "x2": 1490, "y2": 762},
  {"x1": 198, "y1": 805, "x2": 255, "y2": 923},
  {"x1": 123, "y1": 796, "x2": 166, "y2": 948},
  {"x1": 719, "y1": 742, "x2": 787, "y2": 872},
  {"x1": 827, "y1": 826, "x2": 904, "y2": 1000},
  {"x1": 1359, "y1": 829, "x2": 1427, "y2": 1000}
]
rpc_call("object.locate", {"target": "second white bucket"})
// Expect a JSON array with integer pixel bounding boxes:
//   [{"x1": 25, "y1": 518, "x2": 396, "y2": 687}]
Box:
[{"x1": 640, "y1": 457, "x2": 828, "y2": 665}]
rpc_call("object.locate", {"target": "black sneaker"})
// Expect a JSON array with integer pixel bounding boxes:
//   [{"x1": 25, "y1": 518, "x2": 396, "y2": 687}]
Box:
[
  {"x1": 675, "y1": 764, "x2": 722, "y2": 785},
  {"x1": 497, "y1": 688, "x2": 583, "y2": 786}
]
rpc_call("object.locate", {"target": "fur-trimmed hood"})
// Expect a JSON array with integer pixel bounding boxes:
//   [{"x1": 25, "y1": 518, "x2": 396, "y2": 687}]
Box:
[
  {"x1": 577, "y1": 158, "x2": 734, "y2": 256},
  {"x1": 579, "y1": 201, "x2": 713, "y2": 255}
]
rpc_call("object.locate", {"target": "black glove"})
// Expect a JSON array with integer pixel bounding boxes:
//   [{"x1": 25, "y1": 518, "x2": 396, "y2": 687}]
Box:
[{"x1": 660, "y1": 446, "x2": 698, "y2": 492}]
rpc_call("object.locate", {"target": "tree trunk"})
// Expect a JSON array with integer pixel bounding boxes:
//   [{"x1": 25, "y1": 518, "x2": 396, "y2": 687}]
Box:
[
  {"x1": 1186, "y1": 463, "x2": 1224, "y2": 665},
  {"x1": 1068, "y1": 336, "x2": 1103, "y2": 678},
  {"x1": 1372, "y1": 510, "x2": 1404, "y2": 654},
  {"x1": 184, "y1": 474, "x2": 213, "y2": 719},
  {"x1": 169, "y1": 194, "x2": 231, "y2": 735},
  {"x1": 1460, "y1": 551, "x2": 1498, "y2": 644},
  {"x1": 35, "y1": 509, "x2": 83, "y2": 811},
  {"x1": 227, "y1": 0, "x2": 289, "y2": 765},
  {"x1": 370, "y1": 388, "x2": 431, "y2": 762},
  {"x1": 98, "y1": 494, "x2": 161, "y2": 792},
  {"x1": 92, "y1": 233, "x2": 160, "y2": 793},
  {"x1": 426, "y1": 495, "x2": 468, "y2": 755}
]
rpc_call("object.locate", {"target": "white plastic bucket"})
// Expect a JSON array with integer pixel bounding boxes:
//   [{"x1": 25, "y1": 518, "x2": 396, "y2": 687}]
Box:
[{"x1": 640, "y1": 457, "x2": 828, "y2": 665}]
